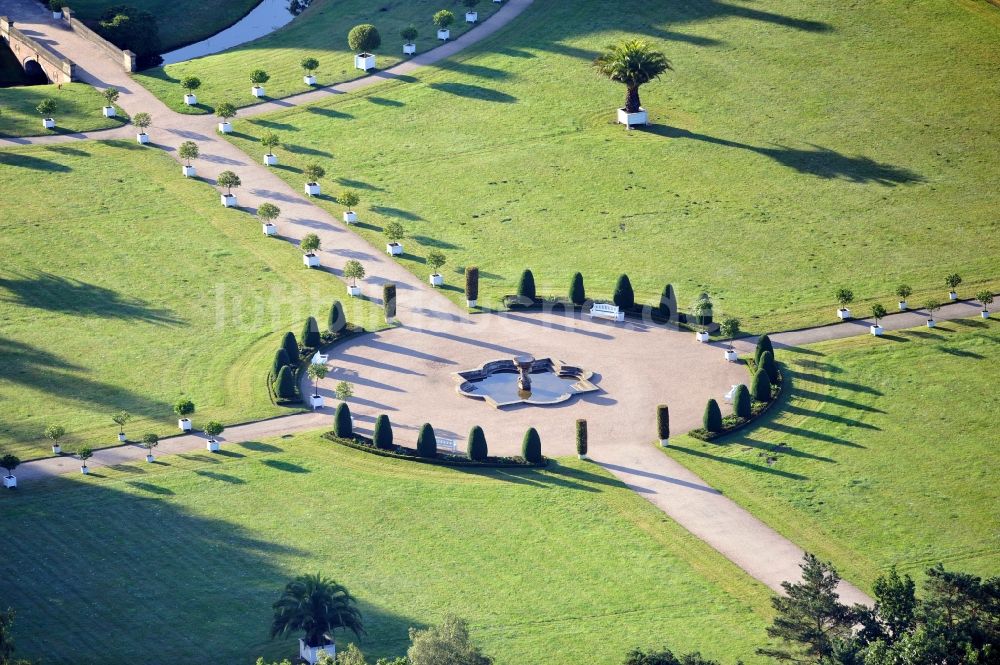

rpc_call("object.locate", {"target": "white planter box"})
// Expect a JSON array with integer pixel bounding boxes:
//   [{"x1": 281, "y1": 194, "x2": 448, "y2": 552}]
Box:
[
  {"x1": 184, "y1": 93, "x2": 197, "y2": 105},
  {"x1": 207, "y1": 439, "x2": 220, "y2": 452},
  {"x1": 305, "y1": 182, "x2": 321, "y2": 196},
  {"x1": 927, "y1": 318, "x2": 936, "y2": 328},
  {"x1": 982, "y1": 310, "x2": 990, "y2": 319},
  {"x1": 179, "y1": 418, "x2": 192, "y2": 431},
  {"x1": 263, "y1": 153, "x2": 278, "y2": 166},
  {"x1": 52, "y1": 10, "x2": 62, "y2": 19},
  {"x1": 837, "y1": 308, "x2": 852, "y2": 320},
  {"x1": 948, "y1": 291, "x2": 958, "y2": 301},
  {"x1": 182, "y1": 165, "x2": 196, "y2": 177},
  {"x1": 4, "y1": 475, "x2": 16, "y2": 489},
  {"x1": 403, "y1": 43, "x2": 416, "y2": 55},
  {"x1": 347, "y1": 285, "x2": 361, "y2": 297},
  {"x1": 310, "y1": 394, "x2": 325, "y2": 409},
  {"x1": 303, "y1": 253, "x2": 320, "y2": 267},
  {"x1": 725, "y1": 349, "x2": 738, "y2": 362},
  {"x1": 221, "y1": 194, "x2": 237, "y2": 207},
  {"x1": 118, "y1": 432, "x2": 127, "y2": 442},
  {"x1": 145, "y1": 454, "x2": 155, "y2": 463},
  {"x1": 103, "y1": 106, "x2": 116, "y2": 118},
  {"x1": 617, "y1": 107, "x2": 648, "y2": 128},
  {"x1": 218, "y1": 121, "x2": 232, "y2": 134},
  {"x1": 299, "y1": 640, "x2": 335, "y2": 665},
  {"x1": 252, "y1": 85, "x2": 266, "y2": 98},
  {"x1": 430, "y1": 273, "x2": 444, "y2": 287},
  {"x1": 137, "y1": 132, "x2": 149, "y2": 144},
  {"x1": 870, "y1": 325, "x2": 884, "y2": 336},
  {"x1": 355, "y1": 53, "x2": 376, "y2": 71},
  {"x1": 263, "y1": 222, "x2": 277, "y2": 236},
  {"x1": 437, "y1": 28, "x2": 451, "y2": 40},
  {"x1": 43, "y1": 117, "x2": 55, "y2": 129},
  {"x1": 386, "y1": 242, "x2": 403, "y2": 255},
  {"x1": 467, "y1": 299, "x2": 477, "y2": 308},
  {"x1": 696, "y1": 331, "x2": 709, "y2": 343},
  {"x1": 52, "y1": 444, "x2": 61, "y2": 454},
  {"x1": 81, "y1": 465, "x2": 89, "y2": 474},
  {"x1": 343, "y1": 211, "x2": 358, "y2": 223},
  {"x1": 466, "y1": 11, "x2": 478, "y2": 22},
  {"x1": 898, "y1": 300, "x2": 908, "y2": 311},
  {"x1": 303, "y1": 74, "x2": 317, "y2": 85}
]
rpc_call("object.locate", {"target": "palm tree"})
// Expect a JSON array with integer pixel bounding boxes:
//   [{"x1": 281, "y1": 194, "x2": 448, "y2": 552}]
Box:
[
  {"x1": 270, "y1": 574, "x2": 364, "y2": 648},
  {"x1": 593, "y1": 39, "x2": 671, "y2": 114}
]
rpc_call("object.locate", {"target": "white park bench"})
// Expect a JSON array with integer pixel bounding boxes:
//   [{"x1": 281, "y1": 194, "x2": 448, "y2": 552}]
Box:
[
  {"x1": 724, "y1": 384, "x2": 740, "y2": 403},
  {"x1": 587, "y1": 302, "x2": 624, "y2": 322},
  {"x1": 436, "y1": 437, "x2": 458, "y2": 453}
]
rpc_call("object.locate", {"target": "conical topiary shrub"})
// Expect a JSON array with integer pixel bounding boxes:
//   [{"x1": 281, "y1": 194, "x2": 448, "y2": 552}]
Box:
[
  {"x1": 301, "y1": 316, "x2": 321, "y2": 349},
  {"x1": 658, "y1": 284, "x2": 675, "y2": 321},
  {"x1": 281, "y1": 331, "x2": 299, "y2": 364},
  {"x1": 703, "y1": 399, "x2": 723, "y2": 433},
  {"x1": 328, "y1": 300, "x2": 346, "y2": 333},
  {"x1": 758, "y1": 350, "x2": 778, "y2": 385},
  {"x1": 467, "y1": 425, "x2": 487, "y2": 462},
  {"x1": 517, "y1": 269, "x2": 536, "y2": 300},
  {"x1": 754, "y1": 334, "x2": 773, "y2": 364},
  {"x1": 417, "y1": 423, "x2": 437, "y2": 458},
  {"x1": 334, "y1": 402, "x2": 353, "y2": 438},
  {"x1": 522, "y1": 427, "x2": 542, "y2": 463},
  {"x1": 271, "y1": 347, "x2": 291, "y2": 379},
  {"x1": 569, "y1": 272, "x2": 586, "y2": 306},
  {"x1": 274, "y1": 365, "x2": 297, "y2": 400},
  {"x1": 656, "y1": 404, "x2": 670, "y2": 444},
  {"x1": 575, "y1": 419, "x2": 588, "y2": 458},
  {"x1": 733, "y1": 384, "x2": 751, "y2": 419},
  {"x1": 613, "y1": 273, "x2": 634, "y2": 310},
  {"x1": 751, "y1": 368, "x2": 772, "y2": 402},
  {"x1": 373, "y1": 414, "x2": 393, "y2": 449}
]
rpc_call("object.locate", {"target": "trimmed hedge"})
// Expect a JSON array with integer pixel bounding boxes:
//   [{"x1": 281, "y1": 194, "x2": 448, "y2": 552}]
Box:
[
  {"x1": 613, "y1": 273, "x2": 635, "y2": 310},
  {"x1": 751, "y1": 367, "x2": 772, "y2": 402},
  {"x1": 733, "y1": 384, "x2": 751, "y2": 419},
  {"x1": 281, "y1": 331, "x2": 299, "y2": 365},
  {"x1": 328, "y1": 300, "x2": 346, "y2": 334},
  {"x1": 302, "y1": 316, "x2": 321, "y2": 350},
  {"x1": 658, "y1": 284, "x2": 676, "y2": 321},
  {"x1": 754, "y1": 334, "x2": 773, "y2": 363},
  {"x1": 575, "y1": 419, "x2": 587, "y2": 457},
  {"x1": 522, "y1": 427, "x2": 542, "y2": 464},
  {"x1": 517, "y1": 269, "x2": 536, "y2": 300},
  {"x1": 758, "y1": 350, "x2": 778, "y2": 386},
  {"x1": 465, "y1": 266, "x2": 479, "y2": 302},
  {"x1": 373, "y1": 414, "x2": 393, "y2": 450},
  {"x1": 334, "y1": 402, "x2": 353, "y2": 438},
  {"x1": 271, "y1": 348, "x2": 291, "y2": 379},
  {"x1": 569, "y1": 272, "x2": 586, "y2": 306},
  {"x1": 324, "y1": 432, "x2": 546, "y2": 468},
  {"x1": 703, "y1": 399, "x2": 723, "y2": 433},
  {"x1": 467, "y1": 425, "x2": 488, "y2": 462},
  {"x1": 656, "y1": 404, "x2": 670, "y2": 440},
  {"x1": 689, "y1": 361, "x2": 784, "y2": 441},
  {"x1": 416, "y1": 423, "x2": 437, "y2": 458},
  {"x1": 274, "y1": 366, "x2": 297, "y2": 400},
  {"x1": 383, "y1": 283, "x2": 397, "y2": 320}
]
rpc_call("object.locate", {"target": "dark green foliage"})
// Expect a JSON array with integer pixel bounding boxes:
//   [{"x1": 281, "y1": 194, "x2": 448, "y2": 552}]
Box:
[
  {"x1": 328, "y1": 300, "x2": 346, "y2": 333},
  {"x1": 569, "y1": 272, "x2": 586, "y2": 306},
  {"x1": 373, "y1": 414, "x2": 393, "y2": 450},
  {"x1": 416, "y1": 423, "x2": 437, "y2": 458},
  {"x1": 271, "y1": 348, "x2": 291, "y2": 379},
  {"x1": 751, "y1": 368, "x2": 772, "y2": 402},
  {"x1": 0, "y1": 607, "x2": 15, "y2": 663},
  {"x1": 274, "y1": 366, "x2": 297, "y2": 400},
  {"x1": 97, "y1": 5, "x2": 161, "y2": 61},
  {"x1": 467, "y1": 425, "x2": 487, "y2": 462},
  {"x1": 517, "y1": 269, "x2": 536, "y2": 300},
  {"x1": 754, "y1": 334, "x2": 773, "y2": 363},
  {"x1": 301, "y1": 316, "x2": 321, "y2": 349},
  {"x1": 465, "y1": 266, "x2": 479, "y2": 302},
  {"x1": 656, "y1": 404, "x2": 670, "y2": 440},
  {"x1": 333, "y1": 403, "x2": 353, "y2": 439},
  {"x1": 521, "y1": 427, "x2": 542, "y2": 463},
  {"x1": 575, "y1": 419, "x2": 587, "y2": 456},
  {"x1": 281, "y1": 331, "x2": 300, "y2": 364},
  {"x1": 658, "y1": 284, "x2": 676, "y2": 321},
  {"x1": 733, "y1": 384, "x2": 751, "y2": 419},
  {"x1": 759, "y1": 350, "x2": 778, "y2": 385},
  {"x1": 347, "y1": 24, "x2": 381, "y2": 52},
  {"x1": 703, "y1": 399, "x2": 723, "y2": 432},
  {"x1": 383, "y1": 283, "x2": 397, "y2": 320},
  {"x1": 270, "y1": 573, "x2": 364, "y2": 647},
  {"x1": 0, "y1": 453, "x2": 20, "y2": 475},
  {"x1": 613, "y1": 273, "x2": 635, "y2": 309},
  {"x1": 623, "y1": 647, "x2": 721, "y2": 665}
]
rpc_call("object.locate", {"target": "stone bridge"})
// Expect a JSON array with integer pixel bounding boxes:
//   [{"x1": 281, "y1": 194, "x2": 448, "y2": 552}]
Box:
[{"x1": 1, "y1": 14, "x2": 74, "y2": 82}]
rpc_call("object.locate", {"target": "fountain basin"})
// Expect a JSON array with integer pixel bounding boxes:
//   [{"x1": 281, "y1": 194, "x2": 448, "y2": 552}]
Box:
[{"x1": 454, "y1": 358, "x2": 598, "y2": 408}]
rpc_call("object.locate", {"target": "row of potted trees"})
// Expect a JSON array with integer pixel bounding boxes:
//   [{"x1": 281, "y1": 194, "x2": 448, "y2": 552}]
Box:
[{"x1": 835, "y1": 275, "x2": 993, "y2": 332}]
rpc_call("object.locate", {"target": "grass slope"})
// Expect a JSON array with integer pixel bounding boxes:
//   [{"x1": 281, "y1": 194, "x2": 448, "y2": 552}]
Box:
[
  {"x1": 226, "y1": 0, "x2": 1000, "y2": 330},
  {"x1": 0, "y1": 436, "x2": 775, "y2": 664},
  {"x1": 666, "y1": 320, "x2": 1000, "y2": 589},
  {"x1": 0, "y1": 141, "x2": 382, "y2": 460},
  {"x1": 135, "y1": 0, "x2": 501, "y2": 114},
  {"x1": 0, "y1": 83, "x2": 126, "y2": 138}
]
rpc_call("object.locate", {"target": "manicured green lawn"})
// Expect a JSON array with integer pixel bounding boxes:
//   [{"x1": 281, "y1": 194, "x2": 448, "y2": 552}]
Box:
[
  {"x1": 0, "y1": 83, "x2": 127, "y2": 138},
  {"x1": 665, "y1": 320, "x2": 1000, "y2": 590},
  {"x1": 0, "y1": 435, "x2": 775, "y2": 664},
  {"x1": 0, "y1": 141, "x2": 382, "y2": 460},
  {"x1": 135, "y1": 0, "x2": 502, "y2": 114},
  {"x1": 226, "y1": 0, "x2": 1000, "y2": 330}
]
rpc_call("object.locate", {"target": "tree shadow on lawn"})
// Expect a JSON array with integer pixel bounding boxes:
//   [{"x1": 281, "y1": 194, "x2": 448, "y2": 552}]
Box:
[
  {"x1": 459, "y1": 460, "x2": 627, "y2": 493},
  {"x1": 668, "y1": 443, "x2": 809, "y2": 480},
  {"x1": 285, "y1": 143, "x2": 333, "y2": 157},
  {"x1": 430, "y1": 60, "x2": 513, "y2": 80},
  {"x1": 305, "y1": 106, "x2": 354, "y2": 120},
  {"x1": 428, "y1": 82, "x2": 517, "y2": 104},
  {"x1": 0, "y1": 150, "x2": 72, "y2": 172},
  {"x1": 371, "y1": 206, "x2": 423, "y2": 221}
]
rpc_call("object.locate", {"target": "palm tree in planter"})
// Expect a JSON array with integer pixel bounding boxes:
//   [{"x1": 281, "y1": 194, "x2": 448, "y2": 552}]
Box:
[
  {"x1": 870, "y1": 303, "x2": 887, "y2": 336},
  {"x1": 174, "y1": 398, "x2": 195, "y2": 431},
  {"x1": 1, "y1": 453, "x2": 21, "y2": 489},
  {"x1": 101, "y1": 86, "x2": 119, "y2": 117},
  {"x1": 343, "y1": 259, "x2": 365, "y2": 296},
  {"x1": 77, "y1": 446, "x2": 93, "y2": 474},
  {"x1": 301, "y1": 233, "x2": 322, "y2": 267},
  {"x1": 946, "y1": 273, "x2": 962, "y2": 301},
  {"x1": 835, "y1": 287, "x2": 854, "y2": 320},
  {"x1": 216, "y1": 102, "x2": 237, "y2": 133},
  {"x1": 112, "y1": 410, "x2": 132, "y2": 442},
  {"x1": 924, "y1": 299, "x2": 941, "y2": 328},
  {"x1": 270, "y1": 573, "x2": 364, "y2": 663},
  {"x1": 384, "y1": 221, "x2": 405, "y2": 255},
  {"x1": 37, "y1": 98, "x2": 57, "y2": 129},
  {"x1": 250, "y1": 69, "x2": 270, "y2": 97},
  {"x1": 593, "y1": 40, "x2": 671, "y2": 129},
  {"x1": 180, "y1": 76, "x2": 201, "y2": 105},
  {"x1": 304, "y1": 163, "x2": 325, "y2": 196},
  {"x1": 463, "y1": 0, "x2": 480, "y2": 23},
  {"x1": 896, "y1": 284, "x2": 912, "y2": 311},
  {"x1": 132, "y1": 112, "x2": 152, "y2": 144},
  {"x1": 307, "y1": 364, "x2": 328, "y2": 409},
  {"x1": 401, "y1": 25, "x2": 418, "y2": 55},
  {"x1": 258, "y1": 202, "x2": 281, "y2": 236},
  {"x1": 44, "y1": 424, "x2": 66, "y2": 455},
  {"x1": 976, "y1": 290, "x2": 993, "y2": 319},
  {"x1": 261, "y1": 131, "x2": 281, "y2": 165},
  {"x1": 427, "y1": 251, "x2": 446, "y2": 287},
  {"x1": 217, "y1": 170, "x2": 241, "y2": 207},
  {"x1": 140, "y1": 433, "x2": 159, "y2": 463},
  {"x1": 348, "y1": 24, "x2": 380, "y2": 71},
  {"x1": 719, "y1": 317, "x2": 740, "y2": 361},
  {"x1": 178, "y1": 140, "x2": 199, "y2": 177},
  {"x1": 338, "y1": 190, "x2": 360, "y2": 223},
  {"x1": 301, "y1": 57, "x2": 320, "y2": 85},
  {"x1": 692, "y1": 293, "x2": 713, "y2": 342},
  {"x1": 204, "y1": 421, "x2": 225, "y2": 451},
  {"x1": 433, "y1": 10, "x2": 455, "y2": 40}
]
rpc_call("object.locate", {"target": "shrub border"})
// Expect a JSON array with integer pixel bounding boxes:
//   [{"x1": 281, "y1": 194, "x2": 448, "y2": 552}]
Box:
[
  {"x1": 499, "y1": 294, "x2": 718, "y2": 333},
  {"x1": 267, "y1": 326, "x2": 365, "y2": 406},
  {"x1": 687, "y1": 358, "x2": 784, "y2": 441},
  {"x1": 324, "y1": 432, "x2": 548, "y2": 469}
]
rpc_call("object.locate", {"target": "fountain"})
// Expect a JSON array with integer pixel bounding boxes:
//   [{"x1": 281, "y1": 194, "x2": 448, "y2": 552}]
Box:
[
  {"x1": 454, "y1": 357, "x2": 598, "y2": 409},
  {"x1": 513, "y1": 354, "x2": 534, "y2": 397}
]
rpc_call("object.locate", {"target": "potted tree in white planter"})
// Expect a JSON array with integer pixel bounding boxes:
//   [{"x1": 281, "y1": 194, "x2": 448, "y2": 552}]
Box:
[
  {"x1": 179, "y1": 140, "x2": 199, "y2": 177},
  {"x1": 258, "y1": 202, "x2": 280, "y2": 236},
  {"x1": 216, "y1": 102, "x2": 237, "y2": 134},
  {"x1": 101, "y1": 87, "x2": 119, "y2": 117},
  {"x1": 113, "y1": 411, "x2": 131, "y2": 442},
  {"x1": 270, "y1": 573, "x2": 364, "y2": 665},
  {"x1": 385, "y1": 221, "x2": 404, "y2": 255},
  {"x1": 463, "y1": 0, "x2": 479, "y2": 23},
  {"x1": 946, "y1": 273, "x2": 962, "y2": 301},
  {"x1": 204, "y1": 421, "x2": 224, "y2": 452},
  {"x1": 339, "y1": 190, "x2": 360, "y2": 223},
  {"x1": 720, "y1": 317, "x2": 740, "y2": 361},
  {"x1": 427, "y1": 250, "x2": 446, "y2": 287},
  {"x1": 343, "y1": 259, "x2": 365, "y2": 296},
  {"x1": 250, "y1": 69, "x2": 270, "y2": 98},
  {"x1": 304, "y1": 164, "x2": 325, "y2": 196},
  {"x1": 302, "y1": 233, "x2": 321, "y2": 267},
  {"x1": 1, "y1": 454, "x2": 20, "y2": 489},
  {"x1": 976, "y1": 290, "x2": 993, "y2": 319},
  {"x1": 181, "y1": 76, "x2": 201, "y2": 105},
  {"x1": 835, "y1": 287, "x2": 854, "y2": 320},
  {"x1": 693, "y1": 293, "x2": 712, "y2": 342},
  {"x1": 896, "y1": 284, "x2": 912, "y2": 311},
  {"x1": 133, "y1": 112, "x2": 152, "y2": 144},
  {"x1": 594, "y1": 40, "x2": 671, "y2": 129},
  {"x1": 261, "y1": 131, "x2": 280, "y2": 165},
  {"x1": 218, "y1": 170, "x2": 241, "y2": 207},
  {"x1": 401, "y1": 26, "x2": 418, "y2": 55},
  {"x1": 434, "y1": 10, "x2": 454, "y2": 40},
  {"x1": 78, "y1": 446, "x2": 93, "y2": 474},
  {"x1": 140, "y1": 433, "x2": 159, "y2": 463},
  {"x1": 301, "y1": 57, "x2": 319, "y2": 86},
  {"x1": 924, "y1": 299, "x2": 941, "y2": 328},
  {"x1": 37, "y1": 99, "x2": 57, "y2": 129},
  {"x1": 49, "y1": 0, "x2": 63, "y2": 19},
  {"x1": 45, "y1": 424, "x2": 66, "y2": 455},
  {"x1": 870, "y1": 303, "x2": 887, "y2": 336},
  {"x1": 174, "y1": 398, "x2": 195, "y2": 431},
  {"x1": 348, "y1": 24, "x2": 380, "y2": 71},
  {"x1": 307, "y1": 364, "x2": 328, "y2": 409}
]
